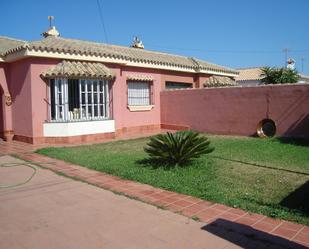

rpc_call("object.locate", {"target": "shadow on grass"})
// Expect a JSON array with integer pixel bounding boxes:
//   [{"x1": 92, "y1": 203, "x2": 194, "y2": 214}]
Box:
[
  {"x1": 280, "y1": 180, "x2": 309, "y2": 216},
  {"x1": 275, "y1": 137, "x2": 309, "y2": 147},
  {"x1": 202, "y1": 219, "x2": 307, "y2": 249},
  {"x1": 210, "y1": 155, "x2": 309, "y2": 176}
]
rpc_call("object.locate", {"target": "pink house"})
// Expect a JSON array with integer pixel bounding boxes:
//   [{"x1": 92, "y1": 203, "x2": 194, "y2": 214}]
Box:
[{"x1": 0, "y1": 27, "x2": 238, "y2": 144}]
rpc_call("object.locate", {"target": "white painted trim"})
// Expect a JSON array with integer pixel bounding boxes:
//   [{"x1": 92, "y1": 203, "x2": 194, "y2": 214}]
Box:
[
  {"x1": 127, "y1": 105, "x2": 154, "y2": 112},
  {"x1": 3, "y1": 48, "x2": 238, "y2": 77},
  {"x1": 43, "y1": 119, "x2": 115, "y2": 137}
]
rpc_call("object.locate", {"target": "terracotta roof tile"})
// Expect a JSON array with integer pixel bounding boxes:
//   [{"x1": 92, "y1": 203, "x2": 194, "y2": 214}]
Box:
[
  {"x1": 204, "y1": 75, "x2": 237, "y2": 87},
  {"x1": 237, "y1": 67, "x2": 262, "y2": 81},
  {"x1": 41, "y1": 60, "x2": 115, "y2": 79},
  {"x1": 2, "y1": 36, "x2": 238, "y2": 75},
  {"x1": 0, "y1": 36, "x2": 27, "y2": 56},
  {"x1": 126, "y1": 74, "x2": 153, "y2": 81}
]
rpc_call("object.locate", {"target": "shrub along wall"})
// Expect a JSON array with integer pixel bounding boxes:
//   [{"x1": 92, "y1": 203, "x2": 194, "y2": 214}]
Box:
[{"x1": 160, "y1": 84, "x2": 309, "y2": 138}]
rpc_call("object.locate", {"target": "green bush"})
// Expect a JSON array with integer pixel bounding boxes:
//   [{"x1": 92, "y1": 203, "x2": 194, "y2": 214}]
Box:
[
  {"x1": 144, "y1": 131, "x2": 214, "y2": 166},
  {"x1": 261, "y1": 67, "x2": 299, "y2": 84}
]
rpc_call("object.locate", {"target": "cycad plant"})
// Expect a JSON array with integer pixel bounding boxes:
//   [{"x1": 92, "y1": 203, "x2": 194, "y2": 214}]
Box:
[{"x1": 144, "y1": 131, "x2": 214, "y2": 166}]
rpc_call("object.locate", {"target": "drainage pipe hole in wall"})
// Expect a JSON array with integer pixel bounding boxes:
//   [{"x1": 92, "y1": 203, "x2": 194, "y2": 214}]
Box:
[{"x1": 257, "y1": 119, "x2": 276, "y2": 138}]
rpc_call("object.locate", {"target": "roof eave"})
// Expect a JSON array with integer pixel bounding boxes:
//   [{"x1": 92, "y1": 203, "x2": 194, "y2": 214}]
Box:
[
  {"x1": 2, "y1": 47, "x2": 29, "y2": 62},
  {"x1": 2, "y1": 48, "x2": 238, "y2": 76}
]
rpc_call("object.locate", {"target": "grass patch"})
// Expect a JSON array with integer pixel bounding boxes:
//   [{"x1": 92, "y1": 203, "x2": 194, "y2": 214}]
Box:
[{"x1": 37, "y1": 135, "x2": 309, "y2": 225}]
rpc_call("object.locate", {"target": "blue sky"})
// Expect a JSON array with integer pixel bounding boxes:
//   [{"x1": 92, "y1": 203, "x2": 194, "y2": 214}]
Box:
[{"x1": 1, "y1": 0, "x2": 309, "y2": 74}]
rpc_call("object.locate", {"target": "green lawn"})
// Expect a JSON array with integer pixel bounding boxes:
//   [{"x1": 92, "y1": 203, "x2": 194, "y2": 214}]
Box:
[{"x1": 37, "y1": 135, "x2": 309, "y2": 225}]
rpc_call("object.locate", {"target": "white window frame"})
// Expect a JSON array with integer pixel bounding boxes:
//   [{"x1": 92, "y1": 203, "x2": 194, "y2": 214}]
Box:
[
  {"x1": 127, "y1": 81, "x2": 154, "y2": 112},
  {"x1": 127, "y1": 81, "x2": 152, "y2": 106},
  {"x1": 49, "y1": 78, "x2": 110, "y2": 122}
]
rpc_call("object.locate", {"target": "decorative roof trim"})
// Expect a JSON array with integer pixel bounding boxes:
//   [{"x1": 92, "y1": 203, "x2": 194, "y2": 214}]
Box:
[
  {"x1": 204, "y1": 75, "x2": 237, "y2": 88},
  {"x1": 41, "y1": 60, "x2": 115, "y2": 80},
  {"x1": 126, "y1": 74, "x2": 153, "y2": 81},
  {"x1": 3, "y1": 45, "x2": 238, "y2": 77},
  {"x1": 5, "y1": 48, "x2": 237, "y2": 77}
]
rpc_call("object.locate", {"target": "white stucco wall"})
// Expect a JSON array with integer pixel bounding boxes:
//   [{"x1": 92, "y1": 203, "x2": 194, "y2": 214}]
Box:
[{"x1": 43, "y1": 120, "x2": 115, "y2": 137}]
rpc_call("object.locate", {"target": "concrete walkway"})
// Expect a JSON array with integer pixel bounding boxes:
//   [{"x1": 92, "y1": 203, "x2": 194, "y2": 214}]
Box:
[
  {"x1": 0, "y1": 139, "x2": 308, "y2": 249},
  {"x1": 0, "y1": 155, "x2": 235, "y2": 249}
]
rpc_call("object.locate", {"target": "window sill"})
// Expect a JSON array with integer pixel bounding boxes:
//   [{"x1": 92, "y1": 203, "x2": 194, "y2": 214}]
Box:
[{"x1": 127, "y1": 105, "x2": 154, "y2": 112}]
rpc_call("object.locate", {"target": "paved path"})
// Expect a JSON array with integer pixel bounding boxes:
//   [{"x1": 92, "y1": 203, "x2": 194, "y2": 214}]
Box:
[
  {"x1": 0, "y1": 155, "x2": 235, "y2": 249},
  {"x1": 0, "y1": 139, "x2": 308, "y2": 248}
]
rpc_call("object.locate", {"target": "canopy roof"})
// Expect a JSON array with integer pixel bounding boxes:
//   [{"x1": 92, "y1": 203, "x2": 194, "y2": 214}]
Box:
[
  {"x1": 204, "y1": 75, "x2": 237, "y2": 87},
  {"x1": 41, "y1": 60, "x2": 115, "y2": 80},
  {"x1": 126, "y1": 74, "x2": 153, "y2": 81}
]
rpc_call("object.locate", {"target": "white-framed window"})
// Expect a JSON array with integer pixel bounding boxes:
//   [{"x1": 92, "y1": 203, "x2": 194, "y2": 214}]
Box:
[
  {"x1": 49, "y1": 78, "x2": 110, "y2": 122},
  {"x1": 127, "y1": 81, "x2": 152, "y2": 106}
]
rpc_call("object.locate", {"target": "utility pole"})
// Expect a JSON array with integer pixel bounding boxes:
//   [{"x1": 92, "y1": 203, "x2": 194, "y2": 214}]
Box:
[
  {"x1": 283, "y1": 48, "x2": 289, "y2": 67},
  {"x1": 301, "y1": 57, "x2": 305, "y2": 72}
]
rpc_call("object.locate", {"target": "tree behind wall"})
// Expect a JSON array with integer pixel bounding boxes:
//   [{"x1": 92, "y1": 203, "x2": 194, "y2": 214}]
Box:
[{"x1": 261, "y1": 67, "x2": 299, "y2": 84}]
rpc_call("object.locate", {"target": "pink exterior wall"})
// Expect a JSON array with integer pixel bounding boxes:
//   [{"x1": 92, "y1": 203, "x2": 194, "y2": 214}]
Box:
[
  {"x1": 160, "y1": 71, "x2": 211, "y2": 89},
  {"x1": 29, "y1": 58, "x2": 60, "y2": 137},
  {"x1": 161, "y1": 70, "x2": 196, "y2": 87},
  {"x1": 0, "y1": 62, "x2": 11, "y2": 135},
  {"x1": 8, "y1": 59, "x2": 33, "y2": 138},
  {"x1": 1, "y1": 58, "x2": 170, "y2": 140},
  {"x1": 161, "y1": 84, "x2": 309, "y2": 138},
  {"x1": 1, "y1": 58, "x2": 59, "y2": 140},
  {"x1": 3, "y1": 56, "x2": 308, "y2": 142},
  {"x1": 112, "y1": 66, "x2": 162, "y2": 131},
  {"x1": 28, "y1": 61, "x2": 163, "y2": 137}
]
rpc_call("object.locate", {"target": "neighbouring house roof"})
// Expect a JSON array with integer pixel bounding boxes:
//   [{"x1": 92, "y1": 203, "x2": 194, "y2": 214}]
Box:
[
  {"x1": 0, "y1": 35, "x2": 238, "y2": 76},
  {"x1": 204, "y1": 75, "x2": 237, "y2": 87},
  {"x1": 299, "y1": 74, "x2": 309, "y2": 80},
  {"x1": 41, "y1": 60, "x2": 115, "y2": 79},
  {"x1": 236, "y1": 67, "x2": 263, "y2": 81},
  {"x1": 237, "y1": 67, "x2": 309, "y2": 83},
  {"x1": 126, "y1": 74, "x2": 153, "y2": 81},
  {"x1": 0, "y1": 36, "x2": 26, "y2": 57}
]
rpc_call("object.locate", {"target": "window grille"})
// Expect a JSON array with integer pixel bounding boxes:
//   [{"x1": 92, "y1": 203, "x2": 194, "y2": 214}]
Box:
[
  {"x1": 127, "y1": 82, "x2": 151, "y2": 106},
  {"x1": 49, "y1": 78, "x2": 109, "y2": 122}
]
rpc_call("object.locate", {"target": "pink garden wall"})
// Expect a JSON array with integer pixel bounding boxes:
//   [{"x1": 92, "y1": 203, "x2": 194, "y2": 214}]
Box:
[{"x1": 161, "y1": 84, "x2": 309, "y2": 138}]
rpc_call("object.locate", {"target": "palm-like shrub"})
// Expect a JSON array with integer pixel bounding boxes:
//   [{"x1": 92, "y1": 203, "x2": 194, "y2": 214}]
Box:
[
  {"x1": 261, "y1": 67, "x2": 299, "y2": 84},
  {"x1": 144, "y1": 131, "x2": 214, "y2": 166}
]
